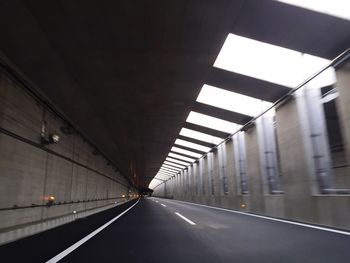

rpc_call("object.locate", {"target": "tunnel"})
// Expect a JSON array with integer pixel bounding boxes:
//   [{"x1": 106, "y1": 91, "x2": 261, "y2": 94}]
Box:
[{"x1": 0, "y1": 0, "x2": 350, "y2": 262}]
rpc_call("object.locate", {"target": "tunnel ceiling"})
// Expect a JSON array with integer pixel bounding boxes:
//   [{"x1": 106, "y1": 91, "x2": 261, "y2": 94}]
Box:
[{"x1": 0, "y1": 0, "x2": 349, "y2": 189}]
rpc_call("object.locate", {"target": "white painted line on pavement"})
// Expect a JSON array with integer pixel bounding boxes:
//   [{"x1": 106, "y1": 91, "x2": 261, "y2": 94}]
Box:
[
  {"x1": 46, "y1": 199, "x2": 140, "y2": 263},
  {"x1": 158, "y1": 198, "x2": 350, "y2": 236},
  {"x1": 161, "y1": 204, "x2": 167, "y2": 207},
  {"x1": 175, "y1": 212, "x2": 196, "y2": 225}
]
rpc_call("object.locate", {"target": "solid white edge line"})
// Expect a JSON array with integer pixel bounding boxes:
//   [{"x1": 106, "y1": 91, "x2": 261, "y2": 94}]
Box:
[
  {"x1": 46, "y1": 199, "x2": 140, "y2": 263},
  {"x1": 156, "y1": 198, "x2": 350, "y2": 236},
  {"x1": 161, "y1": 204, "x2": 167, "y2": 207},
  {"x1": 175, "y1": 212, "x2": 196, "y2": 225}
]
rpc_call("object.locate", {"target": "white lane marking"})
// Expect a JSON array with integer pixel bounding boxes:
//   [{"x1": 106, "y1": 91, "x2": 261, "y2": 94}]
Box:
[
  {"x1": 46, "y1": 199, "x2": 140, "y2": 263},
  {"x1": 175, "y1": 212, "x2": 196, "y2": 225},
  {"x1": 157, "y1": 198, "x2": 350, "y2": 236},
  {"x1": 161, "y1": 204, "x2": 167, "y2": 207},
  {"x1": 155, "y1": 200, "x2": 159, "y2": 203}
]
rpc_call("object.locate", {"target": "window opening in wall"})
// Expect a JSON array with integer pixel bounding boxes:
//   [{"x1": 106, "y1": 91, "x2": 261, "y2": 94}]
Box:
[{"x1": 233, "y1": 132, "x2": 248, "y2": 194}]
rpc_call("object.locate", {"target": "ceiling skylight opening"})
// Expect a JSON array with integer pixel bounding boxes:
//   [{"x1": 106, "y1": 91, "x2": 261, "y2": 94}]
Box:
[
  {"x1": 171, "y1": 146, "x2": 202, "y2": 158},
  {"x1": 179, "y1": 128, "x2": 224, "y2": 145},
  {"x1": 168, "y1": 152, "x2": 196, "y2": 163},
  {"x1": 162, "y1": 164, "x2": 181, "y2": 171},
  {"x1": 175, "y1": 138, "x2": 211, "y2": 153},
  {"x1": 160, "y1": 167, "x2": 177, "y2": 174},
  {"x1": 157, "y1": 170, "x2": 174, "y2": 176},
  {"x1": 166, "y1": 157, "x2": 190, "y2": 166},
  {"x1": 156, "y1": 173, "x2": 171, "y2": 180},
  {"x1": 197, "y1": 84, "x2": 273, "y2": 117},
  {"x1": 164, "y1": 161, "x2": 186, "y2": 168},
  {"x1": 149, "y1": 180, "x2": 159, "y2": 189},
  {"x1": 276, "y1": 0, "x2": 350, "y2": 21},
  {"x1": 214, "y1": 34, "x2": 330, "y2": 88},
  {"x1": 186, "y1": 111, "x2": 241, "y2": 134}
]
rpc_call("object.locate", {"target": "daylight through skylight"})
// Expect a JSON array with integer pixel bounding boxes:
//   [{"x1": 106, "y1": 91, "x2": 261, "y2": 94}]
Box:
[
  {"x1": 179, "y1": 128, "x2": 223, "y2": 145},
  {"x1": 175, "y1": 139, "x2": 211, "y2": 153},
  {"x1": 168, "y1": 152, "x2": 196, "y2": 163},
  {"x1": 166, "y1": 157, "x2": 190, "y2": 166},
  {"x1": 214, "y1": 34, "x2": 330, "y2": 88},
  {"x1": 197, "y1": 85, "x2": 273, "y2": 117},
  {"x1": 164, "y1": 161, "x2": 186, "y2": 168},
  {"x1": 171, "y1": 146, "x2": 202, "y2": 158},
  {"x1": 187, "y1": 111, "x2": 240, "y2": 134},
  {"x1": 277, "y1": 0, "x2": 350, "y2": 21}
]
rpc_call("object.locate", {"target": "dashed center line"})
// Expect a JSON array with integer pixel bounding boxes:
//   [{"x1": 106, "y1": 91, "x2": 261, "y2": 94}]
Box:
[
  {"x1": 175, "y1": 212, "x2": 196, "y2": 225},
  {"x1": 161, "y1": 204, "x2": 167, "y2": 207}
]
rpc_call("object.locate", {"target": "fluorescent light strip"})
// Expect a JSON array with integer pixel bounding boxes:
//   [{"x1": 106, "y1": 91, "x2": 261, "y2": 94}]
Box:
[
  {"x1": 168, "y1": 152, "x2": 196, "y2": 163},
  {"x1": 197, "y1": 84, "x2": 273, "y2": 117},
  {"x1": 214, "y1": 34, "x2": 330, "y2": 88},
  {"x1": 166, "y1": 157, "x2": 190, "y2": 166},
  {"x1": 277, "y1": 0, "x2": 350, "y2": 21},
  {"x1": 175, "y1": 138, "x2": 211, "y2": 153},
  {"x1": 164, "y1": 161, "x2": 186, "y2": 168},
  {"x1": 171, "y1": 146, "x2": 202, "y2": 158},
  {"x1": 187, "y1": 111, "x2": 240, "y2": 134},
  {"x1": 162, "y1": 164, "x2": 182, "y2": 171},
  {"x1": 179, "y1": 128, "x2": 223, "y2": 145}
]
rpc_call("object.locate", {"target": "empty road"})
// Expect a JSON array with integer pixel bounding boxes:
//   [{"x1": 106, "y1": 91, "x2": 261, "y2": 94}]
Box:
[{"x1": 1, "y1": 197, "x2": 350, "y2": 262}]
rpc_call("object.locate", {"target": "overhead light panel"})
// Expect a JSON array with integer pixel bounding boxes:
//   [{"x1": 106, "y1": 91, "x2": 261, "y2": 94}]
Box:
[
  {"x1": 168, "y1": 152, "x2": 196, "y2": 163},
  {"x1": 166, "y1": 157, "x2": 190, "y2": 166},
  {"x1": 197, "y1": 84, "x2": 273, "y2": 117},
  {"x1": 214, "y1": 34, "x2": 330, "y2": 88},
  {"x1": 171, "y1": 146, "x2": 202, "y2": 158},
  {"x1": 179, "y1": 128, "x2": 223, "y2": 145},
  {"x1": 186, "y1": 111, "x2": 240, "y2": 134},
  {"x1": 175, "y1": 139, "x2": 211, "y2": 153},
  {"x1": 276, "y1": 0, "x2": 350, "y2": 21},
  {"x1": 164, "y1": 161, "x2": 186, "y2": 168}
]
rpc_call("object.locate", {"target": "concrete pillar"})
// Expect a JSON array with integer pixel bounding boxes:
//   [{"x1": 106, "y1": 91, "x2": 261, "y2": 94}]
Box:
[
  {"x1": 275, "y1": 93, "x2": 318, "y2": 222},
  {"x1": 245, "y1": 126, "x2": 265, "y2": 214},
  {"x1": 335, "y1": 63, "x2": 350, "y2": 186}
]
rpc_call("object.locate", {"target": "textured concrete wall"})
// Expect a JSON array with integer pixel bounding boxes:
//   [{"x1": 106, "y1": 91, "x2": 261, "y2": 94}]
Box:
[
  {"x1": 153, "y1": 67, "x2": 350, "y2": 230},
  {"x1": 0, "y1": 72, "x2": 135, "y2": 244},
  {"x1": 335, "y1": 62, "x2": 350, "y2": 188}
]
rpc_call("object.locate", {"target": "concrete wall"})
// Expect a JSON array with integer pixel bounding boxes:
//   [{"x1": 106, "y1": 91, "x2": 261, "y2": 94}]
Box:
[
  {"x1": 0, "y1": 71, "x2": 136, "y2": 244},
  {"x1": 153, "y1": 65, "x2": 350, "y2": 230}
]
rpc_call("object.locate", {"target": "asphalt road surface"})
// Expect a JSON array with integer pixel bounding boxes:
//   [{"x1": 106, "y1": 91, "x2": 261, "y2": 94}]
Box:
[{"x1": 1, "y1": 197, "x2": 350, "y2": 262}]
